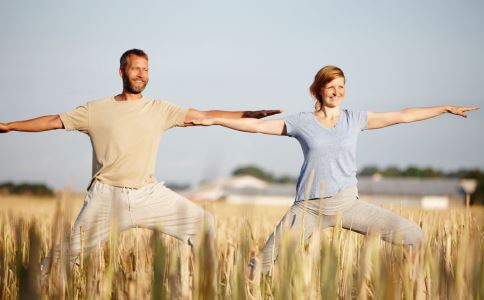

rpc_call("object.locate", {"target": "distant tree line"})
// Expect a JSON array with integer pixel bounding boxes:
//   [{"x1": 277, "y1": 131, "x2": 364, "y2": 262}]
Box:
[
  {"x1": 361, "y1": 165, "x2": 483, "y2": 205},
  {"x1": 359, "y1": 165, "x2": 447, "y2": 178},
  {"x1": 0, "y1": 182, "x2": 54, "y2": 197},
  {"x1": 232, "y1": 166, "x2": 297, "y2": 184},
  {"x1": 232, "y1": 165, "x2": 484, "y2": 205}
]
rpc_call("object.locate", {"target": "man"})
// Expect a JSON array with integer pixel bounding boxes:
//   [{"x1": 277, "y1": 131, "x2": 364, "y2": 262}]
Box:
[{"x1": 0, "y1": 49, "x2": 280, "y2": 272}]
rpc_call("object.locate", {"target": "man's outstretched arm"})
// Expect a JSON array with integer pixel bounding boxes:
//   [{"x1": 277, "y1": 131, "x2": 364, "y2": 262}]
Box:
[
  {"x1": 184, "y1": 109, "x2": 281, "y2": 122},
  {"x1": 0, "y1": 115, "x2": 64, "y2": 133}
]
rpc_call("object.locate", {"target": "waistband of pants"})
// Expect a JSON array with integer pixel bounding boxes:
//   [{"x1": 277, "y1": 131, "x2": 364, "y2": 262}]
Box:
[
  {"x1": 88, "y1": 179, "x2": 141, "y2": 193},
  {"x1": 88, "y1": 179, "x2": 165, "y2": 193},
  {"x1": 295, "y1": 185, "x2": 359, "y2": 215}
]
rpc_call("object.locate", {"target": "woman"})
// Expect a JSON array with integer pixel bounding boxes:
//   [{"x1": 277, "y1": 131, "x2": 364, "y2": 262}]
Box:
[{"x1": 186, "y1": 66, "x2": 479, "y2": 276}]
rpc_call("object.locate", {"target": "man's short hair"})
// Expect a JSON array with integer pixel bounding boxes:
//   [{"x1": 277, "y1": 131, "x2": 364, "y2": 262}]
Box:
[{"x1": 120, "y1": 49, "x2": 148, "y2": 72}]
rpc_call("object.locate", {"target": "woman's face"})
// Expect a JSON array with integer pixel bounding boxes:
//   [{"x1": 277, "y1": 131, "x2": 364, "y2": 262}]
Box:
[{"x1": 320, "y1": 77, "x2": 345, "y2": 108}]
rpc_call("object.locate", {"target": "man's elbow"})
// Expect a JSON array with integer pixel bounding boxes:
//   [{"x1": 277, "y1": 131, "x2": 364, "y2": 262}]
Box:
[
  {"x1": 50, "y1": 115, "x2": 64, "y2": 130},
  {"x1": 185, "y1": 109, "x2": 209, "y2": 121}
]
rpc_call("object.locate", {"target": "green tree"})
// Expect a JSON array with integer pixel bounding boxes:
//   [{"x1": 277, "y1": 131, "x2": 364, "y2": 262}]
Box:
[
  {"x1": 381, "y1": 166, "x2": 401, "y2": 177},
  {"x1": 232, "y1": 165, "x2": 296, "y2": 183},
  {"x1": 0, "y1": 182, "x2": 54, "y2": 197},
  {"x1": 232, "y1": 165, "x2": 274, "y2": 182},
  {"x1": 359, "y1": 166, "x2": 380, "y2": 176}
]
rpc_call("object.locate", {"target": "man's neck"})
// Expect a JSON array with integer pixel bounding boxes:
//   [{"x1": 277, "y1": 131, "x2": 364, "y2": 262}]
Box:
[{"x1": 114, "y1": 92, "x2": 143, "y2": 101}]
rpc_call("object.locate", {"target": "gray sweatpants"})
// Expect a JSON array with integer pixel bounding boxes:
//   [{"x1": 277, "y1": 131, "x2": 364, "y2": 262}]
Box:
[
  {"x1": 43, "y1": 180, "x2": 215, "y2": 271},
  {"x1": 261, "y1": 185, "x2": 423, "y2": 274}
]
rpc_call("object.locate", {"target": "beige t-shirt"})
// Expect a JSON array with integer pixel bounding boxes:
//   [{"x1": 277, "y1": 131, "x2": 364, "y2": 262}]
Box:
[{"x1": 60, "y1": 97, "x2": 188, "y2": 189}]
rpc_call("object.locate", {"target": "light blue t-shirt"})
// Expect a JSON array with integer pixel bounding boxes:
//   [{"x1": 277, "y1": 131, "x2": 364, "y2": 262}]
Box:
[{"x1": 285, "y1": 109, "x2": 368, "y2": 201}]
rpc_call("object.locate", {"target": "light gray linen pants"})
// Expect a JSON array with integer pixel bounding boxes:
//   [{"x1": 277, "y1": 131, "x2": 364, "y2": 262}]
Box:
[
  {"x1": 261, "y1": 185, "x2": 423, "y2": 273},
  {"x1": 44, "y1": 180, "x2": 215, "y2": 270}
]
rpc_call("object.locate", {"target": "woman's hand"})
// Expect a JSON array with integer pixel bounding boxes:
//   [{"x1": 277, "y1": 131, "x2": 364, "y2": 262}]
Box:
[{"x1": 446, "y1": 106, "x2": 480, "y2": 118}]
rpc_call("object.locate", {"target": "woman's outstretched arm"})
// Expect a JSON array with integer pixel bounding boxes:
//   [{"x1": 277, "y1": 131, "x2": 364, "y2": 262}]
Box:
[
  {"x1": 185, "y1": 118, "x2": 287, "y2": 136},
  {"x1": 367, "y1": 106, "x2": 479, "y2": 130}
]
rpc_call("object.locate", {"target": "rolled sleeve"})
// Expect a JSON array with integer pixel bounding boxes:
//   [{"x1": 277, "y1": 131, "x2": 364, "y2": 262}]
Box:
[
  {"x1": 60, "y1": 104, "x2": 89, "y2": 133},
  {"x1": 159, "y1": 101, "x2": 188, "y2": 130}
]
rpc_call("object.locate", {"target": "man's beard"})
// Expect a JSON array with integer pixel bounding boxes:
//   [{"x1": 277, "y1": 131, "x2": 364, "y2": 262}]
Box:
[{"x1": 122, "y1": 74, "x2": 148, "y2": 94}]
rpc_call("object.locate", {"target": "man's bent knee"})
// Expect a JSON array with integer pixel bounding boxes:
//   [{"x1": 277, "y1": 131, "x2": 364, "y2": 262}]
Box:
[
  {"x1": 204, "y1": 212, "x2": 216, "y2": 239},
  {"x1": 402, "y1": 223, "x2": 423, "y2": 246},
  {"x1": 187, "y1": 211, "x2": 216, "y2": 247}
]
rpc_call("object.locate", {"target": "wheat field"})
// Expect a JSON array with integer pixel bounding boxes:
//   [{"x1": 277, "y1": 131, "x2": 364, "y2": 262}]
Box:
[{"x1": 0, "y1": 193, "x2": 483, "y2": 299}]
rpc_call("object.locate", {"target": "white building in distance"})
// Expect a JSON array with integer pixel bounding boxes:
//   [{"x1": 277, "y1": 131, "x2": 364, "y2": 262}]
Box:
[{"x1": 185, "y1": 174, "x2": 475, "y2": 209}]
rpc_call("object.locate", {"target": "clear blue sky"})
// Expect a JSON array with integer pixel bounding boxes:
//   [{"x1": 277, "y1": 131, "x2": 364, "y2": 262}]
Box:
[{"x1": 1, "y1": 0, "x2": 483, "y2": 190}]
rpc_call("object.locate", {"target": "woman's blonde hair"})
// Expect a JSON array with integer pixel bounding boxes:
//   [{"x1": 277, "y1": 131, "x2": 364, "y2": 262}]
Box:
[{"x1": 309, "y1": 65, "x2": 345, "y2": 111}]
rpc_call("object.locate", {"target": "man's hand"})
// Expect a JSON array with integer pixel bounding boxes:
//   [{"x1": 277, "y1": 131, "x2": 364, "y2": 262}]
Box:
[
  {"x1": 242, "y1": 110, "x2": 282, "y2": 119},
  {"x1": 447, "y1": 106, "x2": 480, "y2": 118},
  {"x1": 0, "y1": 122, "x2": 10, "y2": 133}
]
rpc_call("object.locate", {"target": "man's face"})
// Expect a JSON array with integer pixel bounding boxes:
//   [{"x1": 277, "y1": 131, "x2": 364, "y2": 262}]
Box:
[{"x1": 121, "y1": 55, "x2": 149, "y2": 94}]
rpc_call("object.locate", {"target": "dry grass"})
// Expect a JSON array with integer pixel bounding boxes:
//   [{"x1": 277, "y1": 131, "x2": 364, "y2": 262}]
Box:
[{"x1": 0, "y1": 194, "x2": 483, "y2": 299}]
